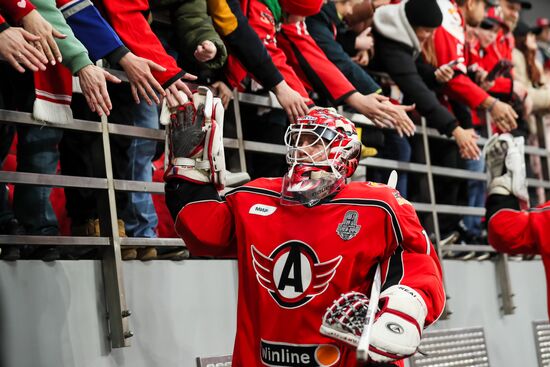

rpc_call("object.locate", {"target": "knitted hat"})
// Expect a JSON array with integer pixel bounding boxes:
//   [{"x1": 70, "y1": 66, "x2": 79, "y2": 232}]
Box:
[
  {"x1": 279, "y1": 0, "x2": 323, "y2": 16},
  {"x1": 405, "y1": 0, "x2": 443, "y2": 28}
]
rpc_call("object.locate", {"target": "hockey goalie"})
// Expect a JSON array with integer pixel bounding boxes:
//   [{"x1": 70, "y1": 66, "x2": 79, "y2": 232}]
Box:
[{"x1": 163, "y1": 94, "x2": 445, "y2": 366}]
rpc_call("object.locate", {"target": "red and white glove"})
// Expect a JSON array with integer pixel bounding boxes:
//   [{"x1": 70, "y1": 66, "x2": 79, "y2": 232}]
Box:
[
  {"x1": 320, "y1": 285, "x2": 427, "y2": 363},
  {"x1": 163, "y1": 86, "x2": 226, "y2": 190}
]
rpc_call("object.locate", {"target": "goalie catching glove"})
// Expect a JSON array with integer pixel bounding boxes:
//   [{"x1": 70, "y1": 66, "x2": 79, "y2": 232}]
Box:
[
  {"x1": 320, "y1": 285, "x2": 427, "y2": 363},
  {"x1": 163, "y1": 86, "x2": 226, "y2": 190}
]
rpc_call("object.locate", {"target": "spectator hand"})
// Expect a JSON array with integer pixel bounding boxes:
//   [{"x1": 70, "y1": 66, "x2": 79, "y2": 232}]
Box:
[
  {"x1": 0, "y1": 27, "x2": 47, "y2": 72},
  {"x1": 165, "y1": 74, "x2": 198, "y2": 108},
  {"x1": 382, "y1": 100, "x2": 416, "y2": 137},
  {"x1": 452, "y1": 126, "x2": 480, "y2": 160},
  {"x1": 21, "y1": 10, "x2": 65, "y2": 65},
  {"x1": 273, "y1": 80, "x2": 310, "y2": 122},
  {"x1": 210, "y1": 81, "x2": 233, "y2": 109},
  {"x1": 351, "y1": 50, "x2": 370, "y2": 66},
  {"x1": 194, "y1": 40, "x2": 217, "y2": 63},
  {"x1": 119, "y1": 52, "x2": 166, "y2": 105},
  {"x1": 355, "y1": 27, "x2": 373, "y2": 51},
  {"x1": 434, "y1": 64, "x2": 454, "y2": 84},
  {"x1": 77, "y1": 65, "x2": 121, "y2": 116},
  {"x1": 347, "y1": 93, "x2": 415, "y2": 137},
  {"x1": 488, "y1": 98, "x2": 518, "y2": 133},
  {"x1": 475, "y1": 68, "x2": 495, "y2": 91}
]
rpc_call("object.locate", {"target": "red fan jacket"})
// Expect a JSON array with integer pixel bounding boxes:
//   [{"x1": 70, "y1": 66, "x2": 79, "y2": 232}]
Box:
[
  {"x1": 434, "y1": 0, "x2": 489, "y2": 109},
  {"x1": 172, "y1": 178, "x2": 446, "y2": 367}
]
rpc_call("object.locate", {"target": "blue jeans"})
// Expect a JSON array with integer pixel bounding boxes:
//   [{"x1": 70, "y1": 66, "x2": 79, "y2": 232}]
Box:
[
  {"x1": 120, "y1": 101, "x2": 159, "y2": 238},
  {"x1": 463, "y1": 157, "x2": 485, "y2": 237},
  {"x1": 371, "y1": 131, "x2": 411, "y2": 198},
  {"x1": 14, "y1": 125, "x2": 62, "y2": 235}
]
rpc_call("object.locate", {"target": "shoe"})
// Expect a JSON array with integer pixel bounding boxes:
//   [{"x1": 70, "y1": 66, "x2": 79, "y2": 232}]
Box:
[
  {"x1": 439, "y1": 231, "x2": 460, "y2": 259},
  {"x1": 121, "y1": 248, "x2": 137, "y2": 260},
  {"x1": 1, "y1": 246, "x2": 20, "y2": 261},
  {"x1": 476, "y1": 252, "x2": 492, "y2": 261},
  {"x1": 508, "y1": 254, "x2": 523, "y2": 261},
  {"x1": 34, "y1": 247, "x2": 61, "y2": 262},
  {"x1": 156, "y1": 247, "x2": 189, "y2": 260},
  {"x1": 72, "y1": 219, "x2": 126, "y2": 237},
  {"x1": 72, "y1": 219, "x2": 100, "y2": 237},
  {"x1": 0, "y1": 218, "x2": 26, "y2": 235},
  {"x1": 137, "y1": 247, "x2": 157, "y2": 261},
  {"x1": 458, "y1": 251, "x2": 476, "y2": 261}
]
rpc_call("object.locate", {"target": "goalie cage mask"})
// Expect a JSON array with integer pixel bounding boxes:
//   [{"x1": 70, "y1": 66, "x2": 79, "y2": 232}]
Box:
[{"x1": 282, "y1": 108, "x2": 361, "y2": 207}]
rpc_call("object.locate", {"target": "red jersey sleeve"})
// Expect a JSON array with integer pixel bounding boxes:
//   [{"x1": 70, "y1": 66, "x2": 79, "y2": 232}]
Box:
[
  {"x1": 0, "y1": 0, "x2": 35, "y2": 23},
  {"x1": 433, "y1": 0, "x2": 488, "y2": 108},
  {"x1": 381, "y1": 189, "x2": 446, "y2": 326},
  {"x1": 278, "y1": 20, "x2": 357, "y2": 105},
  {"x1": 97, "y1": 0, "x2": 185, "y2": 88},
  {"x1": 175, "y1": 198, "x2": 237, "y2": 258}
]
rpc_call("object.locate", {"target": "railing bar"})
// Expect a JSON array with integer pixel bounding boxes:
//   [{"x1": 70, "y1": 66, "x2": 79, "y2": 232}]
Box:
[{"x1": 0, "y1": 170, "x2": 108, "y2": 189}]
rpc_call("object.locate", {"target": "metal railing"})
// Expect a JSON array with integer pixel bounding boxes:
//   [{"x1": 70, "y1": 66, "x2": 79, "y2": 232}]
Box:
[{"x1": 1, "y1": 73, "x2": 549, "y2": 345}]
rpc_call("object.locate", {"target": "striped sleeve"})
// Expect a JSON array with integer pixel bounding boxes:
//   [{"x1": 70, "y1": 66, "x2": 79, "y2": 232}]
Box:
[{"x1": 381, "y1": 189, "x2": 446, "y2": 326}]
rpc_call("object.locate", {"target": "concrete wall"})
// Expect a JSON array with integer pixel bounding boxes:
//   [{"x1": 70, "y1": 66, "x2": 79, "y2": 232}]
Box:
[{"x1": 0, "y1": 259, "x2": 546, "y2": 367}]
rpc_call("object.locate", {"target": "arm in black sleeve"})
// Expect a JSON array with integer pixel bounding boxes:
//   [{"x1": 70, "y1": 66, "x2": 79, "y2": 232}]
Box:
[
  {"x1": 336, "y1": 29, "x2": 357, "y2": 57},
  {"x1": 165, "y1": 181, "x2": 221, "y2": 221},
  {"x1": 374, "y1": 34, "x2": 458, "y2": 136},
  {"x1": 208, "y1": 0, "x2": 283, "y2": 90},
  {"x1": 307, "y1": 14, "x2": 380, "y2": 95}
]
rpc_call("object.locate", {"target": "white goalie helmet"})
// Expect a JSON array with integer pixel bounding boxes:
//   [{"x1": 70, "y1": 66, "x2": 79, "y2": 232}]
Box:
[{"x1": 282, "y1": 108, "x2": 361, "y2": 206}]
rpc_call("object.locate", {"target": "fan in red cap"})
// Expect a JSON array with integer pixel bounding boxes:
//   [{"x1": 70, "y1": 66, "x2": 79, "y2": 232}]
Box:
[{"x1": 279, "y1": 0, "x2": 323, "y2": 16}]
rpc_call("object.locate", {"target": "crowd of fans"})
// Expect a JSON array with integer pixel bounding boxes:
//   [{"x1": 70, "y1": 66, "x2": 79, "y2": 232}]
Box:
[{"x1": 0, "y1": 0, "x2": 548, "y2": 261}]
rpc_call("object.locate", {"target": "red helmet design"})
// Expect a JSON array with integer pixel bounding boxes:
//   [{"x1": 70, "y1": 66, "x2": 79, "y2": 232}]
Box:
[{"x1": 282, "y1": 108, "x2": 361, "y2": 206}]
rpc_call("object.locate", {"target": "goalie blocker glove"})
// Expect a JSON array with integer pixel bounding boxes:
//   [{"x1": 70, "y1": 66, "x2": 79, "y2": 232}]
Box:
[
  {"x1": 484, "y1": 133, "x2": 529, "y2": 203},
  {"x1": 320, "y1": 285, "x2": 427, "y2": 363},
  {"x1": 164, "y1": 87, "x2": 226, "y2": 190}
]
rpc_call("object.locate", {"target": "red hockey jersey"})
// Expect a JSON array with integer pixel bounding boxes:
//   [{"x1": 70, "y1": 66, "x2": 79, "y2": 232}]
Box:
[
  {"x1": 488, "y1": 201, "x2": 550, "y2": 317},
  {"x1": 176, "y1": 178, "x2": 445, "y2": 367}
]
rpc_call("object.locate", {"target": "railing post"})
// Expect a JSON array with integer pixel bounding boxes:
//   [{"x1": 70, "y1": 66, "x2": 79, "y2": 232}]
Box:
[
  {"x1": 420, "y1": 118, "x2": 451, "y2": 318},
  {"x1": 232, "y1": 89, "x2": 248, "y2": 173},
  {"x1": 94, "y1": 112, "x2": 132, "y2": 348},
  {"x1": 495, "y1": 253, "x2": 516, "y2": 315},
  {"x1": 535, "y1": 113, "x2": 550, "y2": 201}
]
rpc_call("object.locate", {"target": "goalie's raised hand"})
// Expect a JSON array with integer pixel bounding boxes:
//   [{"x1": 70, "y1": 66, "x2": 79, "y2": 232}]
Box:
[
  {"x1": 320, "y1": 285, "x2": 427, "y2": 363},
  {"x1": 164, "y1": 87, "x2": 227, "y2": 190},
  {"x1": 170, "y1": 103, "x2": 206, "y2": 160}
]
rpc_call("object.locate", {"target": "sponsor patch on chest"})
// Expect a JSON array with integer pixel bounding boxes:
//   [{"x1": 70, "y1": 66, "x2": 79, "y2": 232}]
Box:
[
  {"x1": 249, "y1": 204, "x2": 277, "y2": 216},
  {"x1": 261, "y1": 340, "x2": 340, "y2": 367}
]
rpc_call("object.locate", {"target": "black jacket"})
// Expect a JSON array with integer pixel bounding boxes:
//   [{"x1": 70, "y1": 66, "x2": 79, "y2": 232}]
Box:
[{"x1": 306, "y1": 3, "x2": 381, "y2": 95}]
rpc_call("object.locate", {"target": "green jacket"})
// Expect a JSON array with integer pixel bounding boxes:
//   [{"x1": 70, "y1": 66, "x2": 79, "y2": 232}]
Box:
[
  {"x1": 152, "y1": 0, "x2": 227, "y2": 70},
  {"x1": 32, "y1": 0, "x2": 92, "y2": 74}
]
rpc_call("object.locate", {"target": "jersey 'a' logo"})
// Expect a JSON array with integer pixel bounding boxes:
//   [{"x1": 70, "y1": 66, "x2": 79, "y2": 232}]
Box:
[{"x1": 251, "y1": 241, "x2": 342, "y2": 309}]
